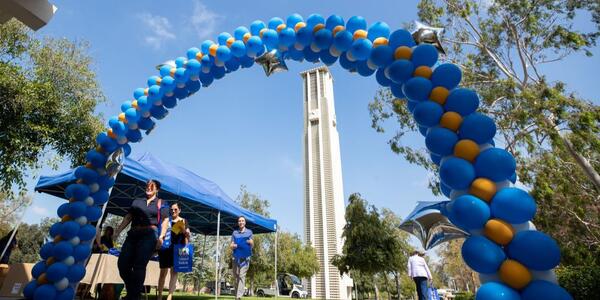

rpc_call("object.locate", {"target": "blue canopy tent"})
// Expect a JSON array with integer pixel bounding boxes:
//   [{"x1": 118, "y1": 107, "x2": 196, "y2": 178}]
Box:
[{"x1": 35, "y1": 152, "x2": 277, "y2": 235}]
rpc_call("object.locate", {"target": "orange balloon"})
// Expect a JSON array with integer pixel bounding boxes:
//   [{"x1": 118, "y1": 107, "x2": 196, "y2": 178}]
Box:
[
  {"x1": 441, "y1": 112, "x2": 463, "y2": 132},
  {"x1": 430, "y1": 86, "x2": 449, "y2": 105},
  {"x1": 373, "y1": 37, "x2": 389, "y2": 47},
  {"x1": 37, "y1": 273, "x2": 48, "y2": 284},
  {"x1": 294, "y1": 22, "x2": 306, "y2": 32},
  {"x1": 414, "y1": 66, "x2": 432, "y2": 79},
  {"x1": 499, "y1": 259, "x2": 532, "y2": 289},
  {"x1": 195, "y1": 52, "x2": 203, "y2": 60},
  {"x1": 332, "y1": 25, "x2": 345, "y2": 36},
  {"x1": 107, "y1": 129, "x2": 116, "y2": 139},
  {"x1": 226, "y1": 37, "x2": 235, "y2": 47},
  {"x1": 209, "y1": 44, "x2": 218, "y2": 56},
  {"x1": 454, "y1": 139, "x2": 479, "y2": 162},
  {"x1": 313, "y1": 23, "x2": 325, "y2": 33},
  {"x1": 469, "y1": 178, "x2": 497, "y2": 202},
  {"x1": 118, "y1": 113, "x2": 127, "y2": 124},
  {"x1": 144, "y1": 88, "x2": 149, "y2": 96},
  {"x1": 394, "y1": 46, "x2": 412, "y2": 60},
  {"x1": 54, "y1": 235, "x2": 63, "y2": 243},
  {"x1": 243, "y1": 32, "x2": 252, "y2": 43},
  {"x1": 155, "y1": 77, "x2": 162, "y2": 85},
  {"x1": 484, "y1": 219, "x2": 515, "y2": 245},
  {"x1": 169, "y1": 68, "x2": 176, "y2": 77},
  {"x1": 276, "y1": 24, "x2": 286, "y2": 33},
  {"x1": 46, "y1": 257, "x2": 55, "y2": 266},
  {"x1": 353, "y1": 29, "x2": 368, "y2": 40}
]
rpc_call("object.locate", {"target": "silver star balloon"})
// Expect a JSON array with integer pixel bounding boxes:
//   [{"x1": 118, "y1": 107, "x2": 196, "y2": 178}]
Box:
[
  {"x1": 255, "y1": 49, "x2": 288, "y2": 76},
  {"x1": 399, "y1": 200, "x2": 468, "y2": 250},
  {"x1": 105, "y1": 147, "x2": 125, "y2": 178},
  {"x1": 412, "y1": 21, "x2": 446, "y2": 55},
  {"x1": 156, "y1": 60, "x2": 176, "y2": 71}
]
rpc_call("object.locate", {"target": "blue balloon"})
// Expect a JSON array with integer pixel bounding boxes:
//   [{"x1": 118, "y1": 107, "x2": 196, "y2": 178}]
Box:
[
  {"x1": 217, "y1": 32, "x2": 232, "y2": 45},
  {"x1": 240, "y1": 55, "x2": 255, "y2": 68},
  {"x1": 388, "y1": 29, "x2": 416, "y2": 49},
  {"x1": 65, "y1": 183, "x2": 90, "y2": 201},
  {"x1": 108, "y1": 116, "x2": 119, "y2": 128},
  {"x1": 426, "y1": 127, "x2": 458, "y2": 156},
  {"x1": 186, "y1": 79, "x2": 201, "y2": 94},
  {"x1": 49, "y1": 222, "x2": 62, "y2": 238},
  {"x1": 122, "y1": 143, "x2": 131, "y2": 157},
  {"x1": 199, "y1": 72, "x2": 214, "y2": 87},
  {"x1": 440, "y1": 182, "x2": 451, "y2": 197},
  {"x1": 306, "y1": 14, "x2": 325, "y2": 30},
  {"x1": 286, "y1": 13, "x2": 303, "y2": 28},
  {"x1": 462, "y1": 236, "x2": 506, "y2": 273},
  {"x1": 287, "y1": 47, "x2": 304, "y2": 61},
  {"x1": 491, "y1": 187, "x2": 536, "y2": 223},
  {"x1": 137, "y1": 117, "x2": 155, "y2": 131},
  {"x1": 419, "y1": 126, "x2": 430, "y2": 137},
  {"x1": 85, "y1": 150, "x2": 106, "y2": 169},
  {"x1": 386, "y1": 59, "x2": 415, "y2": 83},
  {"x1": 73, "y1": 244, "x2": 91, "y2": 261},
  {"x1": 521, "y1": 280, "x2": 573, "y2": 300},
  {"x1": 246, "y1": 36, "x2": 264, "y2": 55},
  {"x1": 186, "y1": 47, "x2": 200, "y2": 60},
  {"x1": 136, "y1": 96, "x2": 151, "y2": 113},
  {"x1": 268, "y1": 17, "x2": 284, "y2": 30},
  {"x1": 91, "y1": 190, "x2": 109, "y2": 205},
  {"x1": 57, "y1": 203, "x2": 69, "y2": 218},
  {"x1": 475, "y1": 282, "x2": 519, "y2": 300},
  {"x1": 376, "y1": 68, "x2": 392, "y2": 87},
  {"x1": 74, "y1": 166, "x2": 98, "y2": 184},
  {"x1": 125, "y1": 108, "x2": 140, "y2": 124},
  {"x1": 230, "y1": 40, "x2": 247, "y2": 57},
  {"x1": 440, "y1": 157, "x2": 476, "y2": 190},
  {"x1": 474, "y1": 148, "x2": 516, "y2": 182},
  {"x1": 162, "y1": 95, "x2": 177, "y2": 109},
  {"x1": 449, "y1": 195, "x2": 490, "y2": 230},
  {"x1": 509, "y1": 172, "x2": 517, "y2": 183},
  {"x1": 60, "y1": 221, "x2": 80, "y2": 240},
  {"x1": 370, "y1": 45, "x2": 393, "y2": 67},
  {"x1": 357, "y1": 61, "x2": 375, "y2": 77},
  {"x1": 346, "y1": 16, "x2": 367, "y2": 33},
  {"x1": 233, "y1": 26, "x2": 249, "y2": 40},
  {"x1": 32, "y1": 261, "x2": 46, "y2": 278},
  {"x1": 262, "y1": 29, "x2": 279, "y2": 50},
  {"x1": 40, "y1": 242, "x2": 54, "y2": 259},
  {"x1": 150, "y1": 105, "x2": 168, "y2": 119},
  {"x1": 186, "y1": 60, "x2": 201, "y2": 76},
  {"x1": 174, "y1": 57, "x2": 186, "y2": 68},
  {"x1": 295, "y1": 26, "x2": 313, "y2": 47},
  {"x1": 53, "y1": 241, "x2": 74, "y2": 261},
  {"x1": 413, "y1": 101, "x2": 444, "y2": 127},
  {"x1": 79, "y1": 224, "x2": 97, "y2": 242},
  {"x1": 314, "y1": 29, "x2": 333, "y2": 50},
  {"x1": 445, "y1": 88, "x2": 480, "y2": 116},
  {"x1": 303, "y1": 47, "x2": 320, "y2": 63},
  {"x1": 459, "y1": 113, "x2": 496, "y2": 143},
  {"x1": 67, "y1": 202, "x2": 87, "y2": 219},
  {"x1": 249, "y1": 20, "x2": 265, "y2": 36},
  {"x1": 278, "y1": 27, "x2": 296, "y2": 47},
  {"x1": 319, "y1": 50, "x2": 338, "y2": 66},
  {"x1": 333, "y1": 30, "x2": 353, "y2": 52},
  {"x1": 159, "y1": 64, "x2": 172, "y2": 77},
  {"x1": 66, "y1": 264, "x2": 86, "y2": 282},
  {"x1": 200, "y1": 54, "x2": 213, "y2": 71},
  {"x1": 56, "y1": 287, "x2": 75, "y2": 300},
  {"x1": 325, "y1": 15, "x2": 344, "y2": 30},
  {"x1": 173, "y1": 68, "x2": 188, "y2": 85},
  {"x1": 390, "y1": 83, "x2": 405, "y2": 99},
  {"x1": 34, "y1": 284, "x2": 57, "y2": 300},
  {"x1": 133, "y1": 88, "x2": 145, "y2": 100},
  {"x1": 120, "y1": 100, "x2": 132, "y2": 113},
  {"x1": 46, "y1": 262, "x2": 68, "y2": 282},
  {"x1": 403, "y1": 77, "x2": 432, "y2": 101},
  {"x1": 411, "y1": 44, "x2": 438, "y2": 67},
  {"x1": 367, "y1": 21, "x2": 390, "y2": 41},
  {"x1": 431, "y1": 63, "x2": 462, "y2": 90},
  {"x1": 85, "y1": 206, "x2": 103, "y2": 222},
  {"x1": 350, "y1": 38, "x2": 372, "y2": 61},
  {"x1": 216, "y1": 46, "x2": 231, "y2": 62},
  {"x1": 507, "y1": 231, "x2": 561, "y2": 270},
  {"x1": 23, "y1": 281, "x2": 37, "y2": 299},
  {"x1": 224, "y1": 57, "x2": 241, "y2": 72},
  {"x1": 339, "y1": 51, "x2": 357, "y2": 71}
]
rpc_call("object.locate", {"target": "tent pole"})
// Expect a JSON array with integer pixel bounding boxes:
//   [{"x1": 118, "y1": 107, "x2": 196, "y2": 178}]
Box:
[
  {"x1": 197, "y1": 234, "x2": 207, "y2": 296},
  {"x1": 0, "y1": 204, "x2": 28, "y2": 263},
  {"x1": 275, "y1": 225, "x2": 278, "y2": 297},
  {"x1": 214, "y1": 211, "x2": 221, "y2": 300}
]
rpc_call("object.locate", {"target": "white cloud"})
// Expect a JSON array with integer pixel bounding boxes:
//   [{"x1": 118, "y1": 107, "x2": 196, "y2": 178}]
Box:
[
  {"x1": 137, "y1": 12, "x2": 176, "y2": 49},
  {"x1": 189, "y1": 0, "x2": 221, "y2": 40},
  {"x1": 31, "y1": 205, "x2": 50, "y2": 216}
]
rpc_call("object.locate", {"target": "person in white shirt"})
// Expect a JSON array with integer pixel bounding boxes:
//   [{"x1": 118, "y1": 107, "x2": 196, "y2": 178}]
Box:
[{"x1": 407, "y1": 250, "x2": 432, "y2": 300}]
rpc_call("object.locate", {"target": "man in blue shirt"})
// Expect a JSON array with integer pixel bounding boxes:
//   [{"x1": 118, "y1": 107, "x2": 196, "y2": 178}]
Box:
[{"x1": 230, "y1": 216, "x2": 253, "y2": 300}]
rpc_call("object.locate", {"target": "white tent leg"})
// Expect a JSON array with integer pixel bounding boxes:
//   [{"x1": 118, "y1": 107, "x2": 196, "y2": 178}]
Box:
[
  {"x1": 274, "y1": 225, "x2": 278, "y2": 297},
  {"x1": 0, "y1": 209, "x2": 26, "y2": 262},
  {"x1": 214, "y1": 211, "x2": 221, "y2": 300}
]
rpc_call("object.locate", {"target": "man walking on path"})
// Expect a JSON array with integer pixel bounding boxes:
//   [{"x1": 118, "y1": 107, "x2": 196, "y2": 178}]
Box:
[
  {"x1": 408, "y1": 250, "x2": 432, "y2": 300},
  {"x1": 230, "y1": 216, "x2": 254, "y2": 300}
]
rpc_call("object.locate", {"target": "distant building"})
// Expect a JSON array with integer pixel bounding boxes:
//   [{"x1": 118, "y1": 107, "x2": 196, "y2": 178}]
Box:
[
  {"x1": 0, "y1": 0, "x2": 57, "y2": 31},
  {"x1": 301, "y1": 66, "x2": 353, "y2": 299}
]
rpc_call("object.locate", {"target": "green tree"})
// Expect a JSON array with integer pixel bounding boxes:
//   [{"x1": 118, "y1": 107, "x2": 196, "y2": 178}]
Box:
[
  {"x1": 434, "y1": 239, "x2": 479, "y2": 293},
  {"x1": 369, "y1": 0, "x2": 600, "y2": 283},
  {"x1": 3, "y1": 217, "x2": 58, "y2": 264},
  {"x1": 0, "y1": 20, "x2": 106, "y2": 195},
  {"x1": 273, "y1": 231, "x2": 319, "y2": 279}
]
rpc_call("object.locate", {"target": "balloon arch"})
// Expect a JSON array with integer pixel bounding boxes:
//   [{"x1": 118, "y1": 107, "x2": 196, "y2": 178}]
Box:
[{"x1": 24, "y1": 13, "x2": 572, "y2": 300}]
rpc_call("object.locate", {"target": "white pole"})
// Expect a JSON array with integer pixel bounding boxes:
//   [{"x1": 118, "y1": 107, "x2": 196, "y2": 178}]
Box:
[
  {"x1": 274, "y1": 225, "x2": 278, "y2": 297},
  {"x1": 0, "y1": 210, "x2": 26, "y2": 263},
  {"x1": 214, "y1": 211, "x2": 221, "y2": 300}
]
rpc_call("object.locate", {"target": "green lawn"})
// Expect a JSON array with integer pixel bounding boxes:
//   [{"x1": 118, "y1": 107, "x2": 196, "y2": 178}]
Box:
[{"x1": 144, "y1": 296, "x2": 288, "y2": 300}]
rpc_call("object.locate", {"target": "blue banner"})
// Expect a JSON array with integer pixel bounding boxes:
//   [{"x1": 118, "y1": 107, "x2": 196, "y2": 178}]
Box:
[{"x1": 173, "y1": 244, "x2": 193, "y2": 273}]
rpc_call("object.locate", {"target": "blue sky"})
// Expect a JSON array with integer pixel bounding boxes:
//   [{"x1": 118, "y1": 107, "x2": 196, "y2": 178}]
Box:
[{"x1": 21, "y1": 0, "x2": 599, "y2": 245}]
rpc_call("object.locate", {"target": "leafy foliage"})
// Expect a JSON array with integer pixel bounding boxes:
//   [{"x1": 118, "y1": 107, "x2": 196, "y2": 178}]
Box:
[{"x1": 0, "y1": 20, "x2": 106, "y2": 195}]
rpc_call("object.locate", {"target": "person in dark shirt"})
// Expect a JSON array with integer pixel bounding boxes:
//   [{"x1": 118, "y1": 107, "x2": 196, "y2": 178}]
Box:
[
  {"x1": 93, "y1": 226, "x2": 115, "y2": 253},
  {"x1": 157, "y1": 202, "x2": 190, "y2": 300},
  {"x1": 114, "y1": 179, "x2": 169, "y2": 300}
]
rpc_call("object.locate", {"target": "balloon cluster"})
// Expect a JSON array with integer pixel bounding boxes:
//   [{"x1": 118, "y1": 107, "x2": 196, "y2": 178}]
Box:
[{"x1": 28, "y1": 13, "x2": 571, "y2": 300}]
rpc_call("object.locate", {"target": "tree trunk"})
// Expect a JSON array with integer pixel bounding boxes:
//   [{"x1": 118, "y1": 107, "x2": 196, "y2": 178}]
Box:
[
  {"x1": 374, "y1": 279, "x2": 380, "y2": 300},
  {"x1": 394, "y1": 272, "x2": 401, "y2": 300},
  {"x1": 383, "y1": 272, "x2": 391, "y2": 300}
]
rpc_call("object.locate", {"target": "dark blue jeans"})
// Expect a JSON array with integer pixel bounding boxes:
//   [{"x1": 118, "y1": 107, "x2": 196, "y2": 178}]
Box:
[
  {"x1": 117, "y1": 229, "x2": 157, "y2": 300},
  {"x1": 413, "y1": 276, "x2": 429, "y2": 300}
]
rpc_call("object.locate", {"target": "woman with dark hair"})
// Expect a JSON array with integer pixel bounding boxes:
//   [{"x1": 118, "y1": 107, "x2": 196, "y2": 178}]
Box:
[
  {"x1": 93, "y1": 226, "x2": 115, "y2": 253},
  {"x1": 157, "y1": 202, "x2": 189, "y2": 300},
  {"x1": 114, "y1": 179, "x2": 169, "y2": 300}
]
